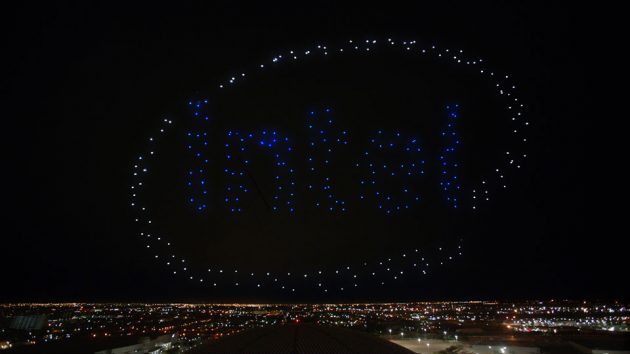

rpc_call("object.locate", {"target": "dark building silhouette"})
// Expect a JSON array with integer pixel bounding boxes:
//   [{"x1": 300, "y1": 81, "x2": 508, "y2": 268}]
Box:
[{"x1": 190, "y1": 324, "x2": 415, "y2": 354}]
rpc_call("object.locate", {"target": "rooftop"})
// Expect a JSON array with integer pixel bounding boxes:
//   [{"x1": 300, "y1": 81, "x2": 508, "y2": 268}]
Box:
[{"x1": 191, "y1": 324, "x2": 415, "y2": 354}]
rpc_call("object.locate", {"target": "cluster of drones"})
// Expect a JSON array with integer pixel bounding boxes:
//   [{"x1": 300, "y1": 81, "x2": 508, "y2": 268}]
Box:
[{"x1": 129, "y1": 37, "x2": 528, "y2": 292}]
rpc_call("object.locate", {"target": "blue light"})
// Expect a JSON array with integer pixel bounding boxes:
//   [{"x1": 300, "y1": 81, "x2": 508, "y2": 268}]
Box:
[
  {"x1": 440, "y1": 105, "x2": 462, "y2": 209},
  {"x1": 225, "y1": 130, "x2": 295, "y2": 213},
  {"x1": 185, "y1": 98, "x2": 211, "y2": 212},
  {"x1": 305, "y1": 108, "x2": 349, "y2": 212},
  {"x1": 358, "y1": 130, "x2": 425, "y2": 214}
]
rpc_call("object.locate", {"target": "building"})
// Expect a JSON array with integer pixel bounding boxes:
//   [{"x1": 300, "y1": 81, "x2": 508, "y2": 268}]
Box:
[
  {"x1": 9, "y1": 315, "x2": 47, "y2": 331},
  {"x1": 94, "y1": 334, "x2": 176, "y2": 354}
]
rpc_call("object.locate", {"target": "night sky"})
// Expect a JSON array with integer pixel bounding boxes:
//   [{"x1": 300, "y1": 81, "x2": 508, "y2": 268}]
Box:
[{"x1": 1, "y1": 2, "x2": 620, "y2": 302}]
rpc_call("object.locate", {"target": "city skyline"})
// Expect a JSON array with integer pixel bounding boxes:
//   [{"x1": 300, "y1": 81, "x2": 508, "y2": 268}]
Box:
[
  {"x1": 1, "y1": 3, "x2": 626, "y2": 353},
  {"x1": 1, "y1": 300, "x2": 627, "y2": 353}
]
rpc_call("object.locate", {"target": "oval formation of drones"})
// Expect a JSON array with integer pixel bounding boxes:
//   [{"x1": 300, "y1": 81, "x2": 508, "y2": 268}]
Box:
[{"x1": 129, "y1": 37, "x2": 529, "y2": 293}]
